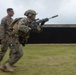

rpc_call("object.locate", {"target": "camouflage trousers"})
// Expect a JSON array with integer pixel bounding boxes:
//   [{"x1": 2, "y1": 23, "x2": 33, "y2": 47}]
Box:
[
  {"x1": 0, "y1": 36, "x2": 11, "y2": 61},
  {"x1": 0, "y1": 35, "x2": 23, "y2": 65},
  {"x1": 4, "y1": 35, "x2": 23, "y2": 65}
]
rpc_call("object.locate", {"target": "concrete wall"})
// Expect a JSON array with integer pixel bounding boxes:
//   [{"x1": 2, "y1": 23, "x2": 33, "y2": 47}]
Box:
[
  {"x1": 0, "y1": 24, "x2": 76, "y2": 44},
  {"x1": 28, "y1": 24, "x2": 76, "y2": 44}
]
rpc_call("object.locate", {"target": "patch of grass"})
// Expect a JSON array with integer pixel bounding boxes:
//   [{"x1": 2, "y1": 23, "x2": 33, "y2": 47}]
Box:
[{"x1": 0, "y1": 44, "x2": 76, "y2": 75}]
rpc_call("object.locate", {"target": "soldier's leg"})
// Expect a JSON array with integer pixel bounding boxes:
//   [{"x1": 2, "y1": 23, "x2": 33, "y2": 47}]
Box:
[
  {"x1": 0, "y1": 42, "x2": 23, "y2": 72},
  {"x1": 0, "y1": 41, "x2": 9, "y2": 71},
  {"x1": 0, "y1": 41, "x2": 8, "y2": 61},
  {"x1": 5, "y1": 40, "x2": 23, "y2": 65}
]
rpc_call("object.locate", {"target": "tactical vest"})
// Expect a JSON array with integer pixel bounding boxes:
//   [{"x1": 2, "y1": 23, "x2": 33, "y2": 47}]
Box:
[{"x1": 11, "y1": 18, "x2": 30, "y2": 46}]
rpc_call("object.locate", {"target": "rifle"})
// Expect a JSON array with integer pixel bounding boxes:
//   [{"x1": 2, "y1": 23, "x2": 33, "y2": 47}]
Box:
[
  {"x1": 18, "y1": 15, "x2": 58, "y2": 46},
  {"x1": 30, "y1": 15, "x2": 58, "y2": 29}
]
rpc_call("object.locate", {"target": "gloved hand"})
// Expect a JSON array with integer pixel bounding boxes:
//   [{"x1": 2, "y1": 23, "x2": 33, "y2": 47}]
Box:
[{"x1": 41, "y1": 21, "x2": 45, "y2": 25}]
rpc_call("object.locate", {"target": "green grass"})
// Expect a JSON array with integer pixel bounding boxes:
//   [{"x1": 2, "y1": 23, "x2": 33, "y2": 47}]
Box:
[{"x1": 0, "y1": 44, "x2": 76, "y2": 75}]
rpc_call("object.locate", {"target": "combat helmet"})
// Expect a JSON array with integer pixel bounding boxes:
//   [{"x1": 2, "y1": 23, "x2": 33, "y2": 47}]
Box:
[{"x1": 24, "y1": 9, "x2": 37, "y2": 16}]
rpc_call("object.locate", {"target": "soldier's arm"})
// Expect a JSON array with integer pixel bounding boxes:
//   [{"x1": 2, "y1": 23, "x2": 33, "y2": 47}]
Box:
[
  {"x1": 18, "y1": 19, "x2": 31, "y2": 33},
  {"x1": 0, "y1": 18, "x2": 7, "y2": 39}
]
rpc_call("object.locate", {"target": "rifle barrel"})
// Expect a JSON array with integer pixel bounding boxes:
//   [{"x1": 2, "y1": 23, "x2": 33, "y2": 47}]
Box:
[{"x1": 49, "y1": 15, "x2": 58, "y2": 19}]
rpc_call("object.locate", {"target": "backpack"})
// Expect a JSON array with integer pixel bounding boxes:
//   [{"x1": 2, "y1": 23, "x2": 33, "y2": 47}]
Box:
[{"x1": 11, "y1": 18, "x2": 29, "y2": 46}]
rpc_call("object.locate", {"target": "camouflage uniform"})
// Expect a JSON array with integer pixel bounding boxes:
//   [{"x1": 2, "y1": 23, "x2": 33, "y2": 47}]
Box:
[
  {"x1": 0, "y1": 17, "x2": 23, "y2": 72},
  {"x1": 1, "y1": 10, "x2": 41, "y2": 69},
  {"x1": 4, "y1": 35, "x2": 23, "y2": 65},
  {"x1": 4, "y1": 16, "x2": 41, "y2": 65},
  {"x1": 4, "y1": 18, "x2": 29, "y2": 65},
  {"x1": 4, "y1": 18, "x2": 30, "y2": 65},
  {"x1": 0, "y1": 16, "x2": 13, "y2": 61}
]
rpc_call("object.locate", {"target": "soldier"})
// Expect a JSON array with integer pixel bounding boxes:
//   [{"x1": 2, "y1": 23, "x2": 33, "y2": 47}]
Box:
[
  {"x1": 0, "y1": 8, "x2": 14, "y2": 72},
  {"x1": 0, "y1": 9, "x2": 42, "y2": 72}
]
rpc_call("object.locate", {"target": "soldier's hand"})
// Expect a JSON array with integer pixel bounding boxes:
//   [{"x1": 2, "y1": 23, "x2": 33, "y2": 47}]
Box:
[
  {"x1": 26, "y1": 27, "x2": 31, "y2": 32},
  {"x1": 37, "y1": 25, "x2": 42, "y2": 31},
  {"x1": 41, "y1": 21, "x2": 46, "y2": 25},
  {"x1": 28, "y1": 27, "x2": 31, "y2": 30}
]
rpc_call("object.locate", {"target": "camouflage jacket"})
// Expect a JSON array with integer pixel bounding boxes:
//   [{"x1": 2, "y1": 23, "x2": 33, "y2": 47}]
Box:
[
  {"x1": 17, "y1": 18, "x2": 31, "y2": 33},
  {"x1": 17, "y1": 17, "x2": 41, "y2": 33},
  {"x1": 11, "y1": 17, "x2": 42, "y2": 46},
  {"x1": 0, "y1": 16, "x2": 13, "y2": 39},
  {"x1": 12, "y1": 18, "x2": 31, "y2": 40}
]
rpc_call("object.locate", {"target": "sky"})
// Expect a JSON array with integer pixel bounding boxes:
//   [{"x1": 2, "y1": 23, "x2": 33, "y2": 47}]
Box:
[{"x1": 0, "y1": 0, "x2": 76, "y2": 24}]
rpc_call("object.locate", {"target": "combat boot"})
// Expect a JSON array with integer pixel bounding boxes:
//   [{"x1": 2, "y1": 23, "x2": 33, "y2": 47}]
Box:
[
  {"x1": 0, "y1": 65, "x2": 7, "y2": 72},
  {"x1": 4, "y1": 63, "x2": 14, "y2": 72},
  {"x1": 11, "y1": 65, "x2": 17, "y2": 67}
]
